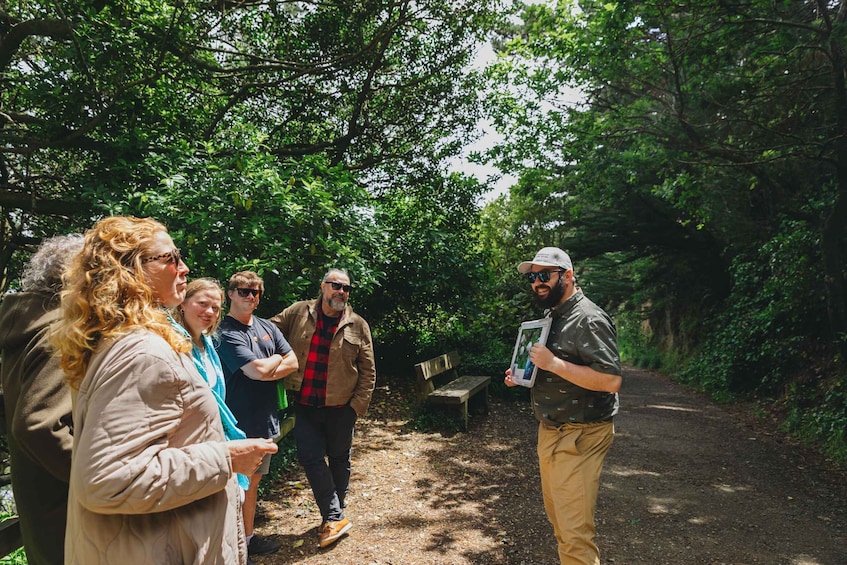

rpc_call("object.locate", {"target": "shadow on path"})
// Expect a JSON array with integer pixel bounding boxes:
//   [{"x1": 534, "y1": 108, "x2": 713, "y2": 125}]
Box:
[
  {"x1": 600, "y1": 366, "x2": 847, "y2": 565},
  {"x1": 259, "y1": 365, "x2": 847, "y2": 565}
]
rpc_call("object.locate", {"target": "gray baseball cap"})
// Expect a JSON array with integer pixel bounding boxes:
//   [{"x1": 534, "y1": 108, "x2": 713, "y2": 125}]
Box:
[{"x1": 517, "y1": 247, "x2": 573, "y2": 273}]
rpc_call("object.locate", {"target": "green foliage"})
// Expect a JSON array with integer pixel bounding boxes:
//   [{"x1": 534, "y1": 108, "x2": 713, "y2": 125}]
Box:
[
  {"x1": 408, "y1": 405, "x2": 464, "y2": 434},
  {"x1": 680, "y1": 219, "x2": 826, "y2": 397},
  {"x1": 782, "y1": 377, "x2": 847, "y2": 463},
  {"x1": 616, "y1": 310, "x2": 665, "y2": 372},
  {"x1": 479, "y1": 0, "x2": 847, "y2": 458},
  {"x1": 1, "y1": 0, "x2": 508, "y2": 297},
  {"x1": 0, "y1": 510, "x2": 25, "y2": 564},
  {"x1": 116, "y1": 141, "x2": 382, "y2": 315},
  {"x1": 460, "y1": 340, "x2": 512, "y2": 380},
  {"x1": 365, "y1": 173, "x2": 492, "y2": 370},
  {"x1": 0, "y1": 546, "x2": 26, "y2": 564}
]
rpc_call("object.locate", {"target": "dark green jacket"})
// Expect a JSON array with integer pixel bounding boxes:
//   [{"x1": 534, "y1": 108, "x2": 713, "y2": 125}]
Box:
[{"x1": 0, "y1": 292, "x2": 72, "y2": 565}]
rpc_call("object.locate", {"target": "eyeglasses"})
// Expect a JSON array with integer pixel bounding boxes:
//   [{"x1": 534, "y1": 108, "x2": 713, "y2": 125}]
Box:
[
  {"x1": 526, "y1": 270, "x2": 563, "y2": 284},
  {"x1": 326, "y1": 281, "x2": 353, "y2": 293},
  {"x1": 235, "y1": 288, "x2": 261, "y2": 298},
  {"x1": 143, "y1": 248, "x2": 181, "y2": 265}
]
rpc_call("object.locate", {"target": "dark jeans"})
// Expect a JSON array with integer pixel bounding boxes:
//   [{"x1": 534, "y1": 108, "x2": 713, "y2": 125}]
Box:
[{"x1": 293, "y1": 403, "x2": 357, "y2": 522}]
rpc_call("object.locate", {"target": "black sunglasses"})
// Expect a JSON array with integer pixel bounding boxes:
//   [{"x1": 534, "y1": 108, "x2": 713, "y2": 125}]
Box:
[
  {"x1": 235, "y1": 287, "x2": 261, "y2": 298},
  {"x1": 326, "y1": 281, "x2": 354, "y2": 292},
  {"x1": 526, "y1": 269, "x2": 563, "y2": 284},
  {"x1": 143, "y1": 248, "x2": 181, "y2": 265}
]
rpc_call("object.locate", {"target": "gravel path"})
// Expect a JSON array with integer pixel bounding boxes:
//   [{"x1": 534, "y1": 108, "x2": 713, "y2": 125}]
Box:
[{"x1": 252, "y1": 366, "x2": 847, "y2": 565}]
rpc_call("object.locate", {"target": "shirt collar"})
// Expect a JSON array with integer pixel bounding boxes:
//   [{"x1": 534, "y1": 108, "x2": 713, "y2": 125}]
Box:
[{"x1": 549, "y1": 288, "x2": 584, "y2": 318}]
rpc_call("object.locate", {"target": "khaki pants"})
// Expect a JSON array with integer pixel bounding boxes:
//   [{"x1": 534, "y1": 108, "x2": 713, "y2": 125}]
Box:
[{"x1": 537, "y1": 420, "x2": 615, "y2": 565}]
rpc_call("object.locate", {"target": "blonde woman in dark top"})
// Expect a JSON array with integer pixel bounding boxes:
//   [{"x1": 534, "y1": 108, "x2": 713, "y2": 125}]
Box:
[{"x1": 171, "y1": 277, "x2": 251, "y2": 491}]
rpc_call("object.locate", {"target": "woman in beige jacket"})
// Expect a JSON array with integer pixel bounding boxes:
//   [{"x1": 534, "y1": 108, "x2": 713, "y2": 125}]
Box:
[{"x1": 52, "y1": 216, "x2": 277, "y2": 565}]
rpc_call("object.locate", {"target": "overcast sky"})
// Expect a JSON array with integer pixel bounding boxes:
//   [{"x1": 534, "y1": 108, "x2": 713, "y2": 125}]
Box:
[{"x1": 448, "y1": 41, "x2": 517, "y2": 203}]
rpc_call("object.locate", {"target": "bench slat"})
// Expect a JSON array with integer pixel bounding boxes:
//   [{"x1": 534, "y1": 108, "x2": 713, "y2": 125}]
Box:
[
  {"x1": 0, "y1": 517, "x2": 22, "y2": 558},
  {"x1": 428, "y1": 375, "x2": 491, "y2": 405},
  {"x1": 414, "y1": 351, "x2": 460, "y2": 382}
]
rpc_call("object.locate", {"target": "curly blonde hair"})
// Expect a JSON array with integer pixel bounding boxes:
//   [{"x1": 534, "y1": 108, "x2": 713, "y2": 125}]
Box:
[
  {"x1": 52, "y1": 216, "x2": 191, "y2": 388},
  {"x1": 170, "y1": 278, "x2": 225, "y2": 338}
]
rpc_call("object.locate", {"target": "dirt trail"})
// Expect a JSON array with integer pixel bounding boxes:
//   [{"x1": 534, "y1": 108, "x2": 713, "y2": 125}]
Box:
[
  {"x1": 599, "y1": 367, "x2": 846, "y2": 565},
  {"x1": 255, "y1": 366, "x2": 847, "y2": 565}
]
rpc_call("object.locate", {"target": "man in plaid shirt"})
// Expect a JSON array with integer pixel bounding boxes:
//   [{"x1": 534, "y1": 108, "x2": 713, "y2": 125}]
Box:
[{"x1": 271, "y1": 268, "x2": 376, "y2": 549}]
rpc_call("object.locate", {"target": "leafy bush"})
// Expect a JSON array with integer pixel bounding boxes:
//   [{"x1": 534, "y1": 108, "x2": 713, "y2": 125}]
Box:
[
  {"x1": 782, "y1": 377, "x2": 847, "y2": 463},
  {"x1": 672, "y1": 220, "x2": 846, "y2": 458},
  {"x1": 408, "y1": 405, "x2": 464, "y2": 433},
  {"x1": 616, "y1": 310, "x2": 667, "y2": 371},
  {"x1": 680, "y1": 221, "x2": 825, "y2": 397}
]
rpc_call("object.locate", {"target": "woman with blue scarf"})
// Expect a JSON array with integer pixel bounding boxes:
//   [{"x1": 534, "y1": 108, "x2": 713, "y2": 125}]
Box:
[{"x1": 171, "y1": 278, "x2": 251, "y2": 491}]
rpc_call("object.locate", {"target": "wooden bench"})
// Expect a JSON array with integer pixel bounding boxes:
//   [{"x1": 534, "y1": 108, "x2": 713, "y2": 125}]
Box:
[
  {"x1": 414, "y1": 351, "x2": 491, "y2": 431},
  {"x1": 0, "y1": 518, "x2": 22, "y2": 559}
]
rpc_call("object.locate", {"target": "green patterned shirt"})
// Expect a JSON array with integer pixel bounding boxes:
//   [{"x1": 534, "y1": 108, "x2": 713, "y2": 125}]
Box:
[{"x1": 531, "y1": 289, "x2": 621, "y2": 426}]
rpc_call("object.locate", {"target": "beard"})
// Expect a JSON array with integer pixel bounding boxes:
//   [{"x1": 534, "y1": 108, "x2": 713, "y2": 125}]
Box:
[
  {"x1": 533, "y1": 276, "x2": 566, "y2": 310},
  {"x1": 326, "y1": 295, "x2": 348, "y2": 312}
]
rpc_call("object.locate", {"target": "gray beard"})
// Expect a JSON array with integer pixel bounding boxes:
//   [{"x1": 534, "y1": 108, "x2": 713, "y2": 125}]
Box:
[{"x1": 327, "y1": 296, "x2": 347, "y2": 312}]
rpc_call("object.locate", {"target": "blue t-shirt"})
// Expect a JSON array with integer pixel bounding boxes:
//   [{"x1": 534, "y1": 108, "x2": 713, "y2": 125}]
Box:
[{"x1": 217, "y1": 315, "x2": 292, "y2": 438}]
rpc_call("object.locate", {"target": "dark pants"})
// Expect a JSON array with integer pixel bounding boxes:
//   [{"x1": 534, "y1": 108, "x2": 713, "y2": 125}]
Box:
[{"x1": 293, "y1": 403, "x2": 357, "y2": 522}]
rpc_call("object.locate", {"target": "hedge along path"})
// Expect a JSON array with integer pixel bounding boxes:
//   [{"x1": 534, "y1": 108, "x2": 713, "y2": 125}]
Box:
[{"x1": 254, "y1": 367, "x2": 847, "y2": 565}]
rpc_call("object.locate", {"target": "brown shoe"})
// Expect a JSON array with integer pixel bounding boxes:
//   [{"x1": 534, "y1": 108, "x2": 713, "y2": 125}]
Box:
[{"x1": 318, "y1": 518, "x2": 352, "y2": 548}]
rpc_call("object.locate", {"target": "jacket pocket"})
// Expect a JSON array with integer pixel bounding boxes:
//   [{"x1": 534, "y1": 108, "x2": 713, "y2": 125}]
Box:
[{"x1": 341, "y1": 332, "x2": 362, "y2": 363}]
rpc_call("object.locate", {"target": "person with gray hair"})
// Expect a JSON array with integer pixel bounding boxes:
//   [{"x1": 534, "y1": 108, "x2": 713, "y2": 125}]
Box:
[
  {"x1": 271, "y1": 268, "x2": 376, "y2": 549},
  {"x1": 0, "y1": 234, "x2": 83, "y2": 565}
]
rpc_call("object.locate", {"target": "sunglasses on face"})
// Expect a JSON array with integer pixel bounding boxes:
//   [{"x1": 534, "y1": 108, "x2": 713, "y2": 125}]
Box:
[
  {"x1": 235, "y1": 288, "x2": 261, "y2": 298},
  {"x1": 526, "y1": 269, "x2": 563, "y2": 284},
  {"x1": 326, "y1": 281, "x2": 353, "y2": 293},
  {"x1": 143, "y1": 248, "x2": 181, "y2": 266}
]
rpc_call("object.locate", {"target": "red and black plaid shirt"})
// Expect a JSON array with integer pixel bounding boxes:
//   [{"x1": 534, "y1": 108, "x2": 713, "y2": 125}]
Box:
[{"x1": 296, "y1": 308, "x2": 341, "y2": 407}]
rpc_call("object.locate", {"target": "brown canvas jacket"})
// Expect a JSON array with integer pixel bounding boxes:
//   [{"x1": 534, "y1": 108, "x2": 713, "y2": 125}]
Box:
[{"x1": 270, "y1": 299, "x2": 376, "y2": 416}]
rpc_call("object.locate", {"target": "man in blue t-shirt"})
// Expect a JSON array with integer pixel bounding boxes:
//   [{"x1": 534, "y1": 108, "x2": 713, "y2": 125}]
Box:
[{"x1": 217, "y1": 270, "x2": 298, "y2": 560}]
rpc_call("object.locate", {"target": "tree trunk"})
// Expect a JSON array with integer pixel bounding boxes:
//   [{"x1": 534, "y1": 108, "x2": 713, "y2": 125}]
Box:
[{"x1": 822, "y1": 10, "x2": 847, "y2": 360}]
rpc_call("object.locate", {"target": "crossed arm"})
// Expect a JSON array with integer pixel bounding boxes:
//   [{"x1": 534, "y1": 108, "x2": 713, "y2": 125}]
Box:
[{"x1": 239, "y1": 351, "x2": 297, "y2": 382}]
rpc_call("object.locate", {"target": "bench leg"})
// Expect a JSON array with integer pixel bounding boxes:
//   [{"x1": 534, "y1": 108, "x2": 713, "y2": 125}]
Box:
[
  {"x1": 461, "y1": 401, "x2": 469, "y2": 431},
  {"x1": 468, "y1": 389, "x2": 490, "y2": 417}
]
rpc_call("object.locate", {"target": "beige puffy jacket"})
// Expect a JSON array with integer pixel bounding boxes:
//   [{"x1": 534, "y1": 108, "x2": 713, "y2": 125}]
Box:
[{"x1": 65, "y1": 330, "x2": 246, "y2": 564}]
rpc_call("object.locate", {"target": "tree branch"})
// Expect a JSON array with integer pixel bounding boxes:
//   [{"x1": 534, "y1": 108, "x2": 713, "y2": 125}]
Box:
[
  {"x1": 0, "y1": 187, "x2": 90, "y2": 216},
  {"x1": 0, "y1": 18, "x2": 71, "y2": 71}
]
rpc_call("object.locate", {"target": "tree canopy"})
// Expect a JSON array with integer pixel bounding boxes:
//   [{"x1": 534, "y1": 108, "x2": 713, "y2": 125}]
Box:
[
  {"x1": 2, "y1": 0, "x2": 845, "y2": 459},
  {"x1": 480, "y1": 0, "x2": 846, "y2": 456},
  {"x1": 1, "y1": 0, "x2": 506, "y2": 305}
]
